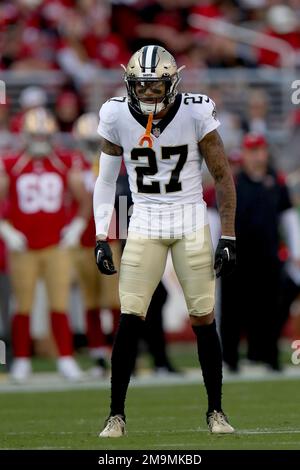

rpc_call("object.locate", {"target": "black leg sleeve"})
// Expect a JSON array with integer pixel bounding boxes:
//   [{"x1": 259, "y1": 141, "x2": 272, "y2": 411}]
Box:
[
  {"x1": 192, "y1": 320, "x2": 223, "y2": 413},
  {"x1": 110, "y1": 313, "x2": 143, "y2": 418}
]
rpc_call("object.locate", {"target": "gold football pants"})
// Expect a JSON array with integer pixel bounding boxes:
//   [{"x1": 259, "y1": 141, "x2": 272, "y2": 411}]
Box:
[
  {"x1": 9, "y1": 246, "x2": 72, "y2": 313},
  {"x1": 72, "y1": 242, "x2": 121, "y2": 310},
  {"x1": 119, "y1": 225, "x2": 215, "y2": 317}
]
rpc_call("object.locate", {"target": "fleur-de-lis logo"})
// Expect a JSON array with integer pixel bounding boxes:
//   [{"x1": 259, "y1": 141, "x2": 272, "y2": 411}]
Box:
[{"x1": 212, "y1": 104, "x2": 217, "y2": 121}]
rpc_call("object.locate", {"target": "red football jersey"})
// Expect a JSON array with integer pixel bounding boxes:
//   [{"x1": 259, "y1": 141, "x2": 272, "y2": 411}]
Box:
[
  {"x1": 0, "y1": 200, "x2": 9, "y2": 271},
  {"x1": 0, "y1": 239, "x2": 6, "y2": 272},
  {"x1": 0, "y1": 150, "x2": 82, "y2": 249}
]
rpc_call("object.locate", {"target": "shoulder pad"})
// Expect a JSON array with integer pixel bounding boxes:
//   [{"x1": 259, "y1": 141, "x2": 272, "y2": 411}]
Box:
[
  {"x1": 183, "y1": 93, "x2": 217, "y2": 120},
  {"x1": 99, "y1": 97, "x2": 126, "y2": 125}
]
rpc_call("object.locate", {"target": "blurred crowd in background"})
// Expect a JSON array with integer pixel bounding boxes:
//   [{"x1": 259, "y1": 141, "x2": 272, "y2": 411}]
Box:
[
  {"x1": 1, "y1": 0, "x2": 300, "y2": 380},
  {"x1": 1, "y1": 0, "x2": 300, "y2": 165},
  {"x1": 1, "y1": 0, "x2": 300, "y2": 73}
]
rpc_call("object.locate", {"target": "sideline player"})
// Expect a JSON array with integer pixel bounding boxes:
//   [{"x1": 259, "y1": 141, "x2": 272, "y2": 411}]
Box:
[
  {"x1": 0, "y1": 107, "x2": 90, "y2": 382},
  {"x1": 73, "y1": 113, "x2": 121, "y2": 376}
]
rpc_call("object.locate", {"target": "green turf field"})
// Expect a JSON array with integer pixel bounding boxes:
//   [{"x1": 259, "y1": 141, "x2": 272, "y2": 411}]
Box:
[{"x1": 0, "y1": 379, "x2": 299, "y2": 450}]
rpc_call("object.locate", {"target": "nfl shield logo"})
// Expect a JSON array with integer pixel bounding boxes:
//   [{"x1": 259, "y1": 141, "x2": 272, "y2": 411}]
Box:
[{"x1": 153, "y1": 127, "x2": 160, "y2": 138}]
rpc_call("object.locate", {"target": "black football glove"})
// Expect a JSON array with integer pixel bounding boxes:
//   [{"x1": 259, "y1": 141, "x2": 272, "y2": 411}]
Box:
[
  {"x1": 214, "y1": 237, "x2": 236, "y2": 278},
  {"x1": 95, "y1": 240, "x2": 117, "y2": 275}
]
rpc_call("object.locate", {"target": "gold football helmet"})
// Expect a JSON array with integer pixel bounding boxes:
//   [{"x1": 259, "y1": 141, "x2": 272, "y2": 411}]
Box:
[
  {"x1": 73, "y1": 112, "x2": 99, "y2": 141},
  {"x1": 23, "y1": 107, "x2": 57, "y2": 135},
  {"x1": 122, "y1": 45, "x2": 185, "y2": 115},
  {"x1": 23, "y1": 107, "x2": 57, "y2": 157},
  {"x1": 73, "y1": 112, "x2": 100, "y2": 162}
]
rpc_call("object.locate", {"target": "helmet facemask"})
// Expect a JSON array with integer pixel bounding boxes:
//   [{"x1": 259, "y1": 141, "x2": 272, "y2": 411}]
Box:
[
  {"x1": 27, "y1": 135, "x2": 53, "y2": 157},
  {"x1": 79, "y1": 139, "x2": 99, "y2": 162},
  {"x1": 125, "y1": 74, "x2": 180, "y2": 115}
]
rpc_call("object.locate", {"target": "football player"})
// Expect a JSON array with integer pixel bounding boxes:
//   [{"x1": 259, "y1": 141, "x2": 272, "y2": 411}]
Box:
[
  {"x1": 72, "y1": 113, "x2": 121, "y2": 376},
  {"x1": 93, "y1": 45, "x2": 237, "y2": 436},
  {"x1": 0, "y1": 107, "x2": 90, "y2": 382}
]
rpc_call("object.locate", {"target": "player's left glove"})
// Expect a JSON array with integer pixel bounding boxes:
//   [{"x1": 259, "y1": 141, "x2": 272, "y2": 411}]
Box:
[
  {"x1": 214, "y1": 237, "x2": 236, "y2": 278},
  {"x1": 95, "y1": 240, "x2": 117, "y2": 275}
]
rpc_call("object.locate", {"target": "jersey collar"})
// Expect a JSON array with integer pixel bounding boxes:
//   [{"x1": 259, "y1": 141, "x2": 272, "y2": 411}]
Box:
[{"x1": 128, "y1": 94, "x2": 182, "y2": 137}]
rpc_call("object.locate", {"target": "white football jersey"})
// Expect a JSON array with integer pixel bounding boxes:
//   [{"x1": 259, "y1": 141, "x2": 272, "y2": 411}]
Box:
[{"x1": 98, "y1": 93, "x2": 220, "y2": 237}]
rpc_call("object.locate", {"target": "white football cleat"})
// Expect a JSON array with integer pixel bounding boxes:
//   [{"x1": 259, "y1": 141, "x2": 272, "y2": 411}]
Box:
[
  {"x1": 207, "y1": 410, "x2": 235, "y2": 434},
  {"x1": 99, "y1": 415, "x2": 126, "y2": 438},
  {"x1": 10, "y1": 358, "x2": 32, "y2": 383},
  {"x1": 57, "y1": 357, "x2": 83, "y2": 381}
]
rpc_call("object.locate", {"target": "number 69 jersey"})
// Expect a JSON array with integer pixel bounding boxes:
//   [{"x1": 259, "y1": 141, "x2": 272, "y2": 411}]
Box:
[{"x1": 98, "y1": 93, "x2": 220, "y2": 237}]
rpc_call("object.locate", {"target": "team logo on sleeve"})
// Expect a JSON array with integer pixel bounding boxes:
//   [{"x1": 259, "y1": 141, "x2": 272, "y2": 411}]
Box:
[{"x1": 212, "y1": 104, "x2": 217, "y2": 120}]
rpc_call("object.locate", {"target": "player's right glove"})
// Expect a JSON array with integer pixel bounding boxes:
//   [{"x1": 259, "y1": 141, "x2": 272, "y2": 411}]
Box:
[
  {"x1": 0, "y1": 221, "x2": 27, "y2": 252},
  {"x1": 95, "y1": 240, "x2": 117, "y2": 275},
  {"x1": 214, "y1": 237, "x2": 236, "y2": 278}
]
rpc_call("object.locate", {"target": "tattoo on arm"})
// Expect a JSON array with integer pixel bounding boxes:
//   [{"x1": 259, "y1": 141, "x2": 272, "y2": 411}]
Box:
[
  {"x1": 100, "y1": 137, "x2": 123, "y2": 156},
  {"x1": 199, "y1": 130, "x2": 236, "y2": 236}
]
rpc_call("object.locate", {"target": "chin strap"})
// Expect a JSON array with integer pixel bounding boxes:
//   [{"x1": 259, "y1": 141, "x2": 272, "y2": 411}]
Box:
[{"x1": 139, "y1": 112, "x2": 153, "y2": 148}]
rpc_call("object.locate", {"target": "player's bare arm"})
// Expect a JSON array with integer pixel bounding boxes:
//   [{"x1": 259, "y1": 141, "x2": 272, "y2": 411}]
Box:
[
  {"x1": 0, "y1": 172, "x2": 9, "y2": 201},
  {"x1": 199, "y1": 130, "x2": 236, "y2": 237},
  {"x1": 99, "y1": 137, "x2": 123, "y2": 156},
  {"x1": 68, "y1": 169, "x2": 91, "y2": 220},
  {"x1": 0, "y1": 167, "x2": 28, "y2": 251},
  {"x1": 57, "y1": 168, "x2": 92, "y2": 249}
]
